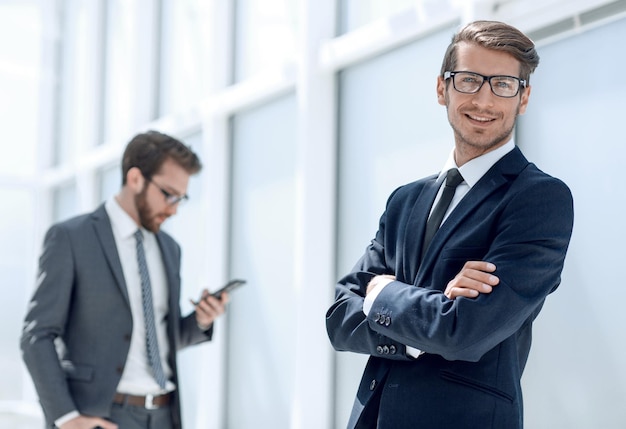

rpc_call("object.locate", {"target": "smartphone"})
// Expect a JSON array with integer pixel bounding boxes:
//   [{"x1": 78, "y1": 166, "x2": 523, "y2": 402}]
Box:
[
  {"x1": 192, "y1": 279, "x2": 247, "y2": 305},
  {"x1": 211, "y1": 279, "x2": 247, "y2": 298}
]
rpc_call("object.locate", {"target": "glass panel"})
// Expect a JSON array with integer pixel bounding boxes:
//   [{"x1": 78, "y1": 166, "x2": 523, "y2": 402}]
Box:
[
  {"x1": 103, "y1": 0, "x2": 135, "y2": 141},
  {"x1": 0, "y1": 189, "x2": 36, "y2": 400},
  {"x1": 103, "y1": 0, "x2": 156, "y2": 143},
  {"x1": 338, "y1": 0, "x2": 421, "y2": 34},
  {"x1": 334, "y1": 26, "x2": 456, "y2": 428},
  {"x1": 0, "y1": 1, "x2": 40, "y2": 176},
  {"x1": 159, "y1": 0, "x2": 216, "y2": 116},
  {"x1": 227, "y1": 94, "x2": 297, "y2": 427},
  {"x1": 517, "y1": 17, "x2": 626, "y2": 428},
  {"x1": 52, "y1": 182, "x2": 78, "y2": 223},
  {"x1": 233, "y1": 0, "x2": 298, "y2": 82},
  {"x1": 97, "y1": 162, "x2": 120, "y2": 204},
  {"x1": 57, "y1": 0, "x2": 103, "y2": 165},
  {"x1": 0, "y1": 3, "x2": 43, "y2": 422}
]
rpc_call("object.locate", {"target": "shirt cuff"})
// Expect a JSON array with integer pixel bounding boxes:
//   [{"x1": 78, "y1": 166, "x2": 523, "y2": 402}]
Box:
[
  {"x1": 406, "y1": 345, "x2": 424, "y2": 358},
  {"x1": 362, "y1": 281, "x2": 387, "y2": 316},
  {"x1": 55, "y1": 410, "x2": 80, "y2": 428},
  {"x1": 362, "y1": 280, "x2": 424, "y2": 359},
  {"x1": 197, "y1": 321, "x2": 212, "y2": 331}
]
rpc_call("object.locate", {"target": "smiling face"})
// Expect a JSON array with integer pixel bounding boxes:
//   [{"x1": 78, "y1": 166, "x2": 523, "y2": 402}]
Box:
[{"x1": 437, "y1": 42, "x2": 531, "y2": 166}]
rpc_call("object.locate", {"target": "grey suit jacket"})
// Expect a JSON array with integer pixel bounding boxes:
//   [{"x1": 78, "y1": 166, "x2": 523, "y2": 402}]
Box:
[{"x1": 21, "y1": 204, "x2": 212, "y2": 428}]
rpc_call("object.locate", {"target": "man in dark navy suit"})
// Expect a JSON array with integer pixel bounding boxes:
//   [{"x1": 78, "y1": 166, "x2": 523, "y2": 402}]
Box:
[{"x1": 326, "y1": 20, "x2": 574, "y2": 429}]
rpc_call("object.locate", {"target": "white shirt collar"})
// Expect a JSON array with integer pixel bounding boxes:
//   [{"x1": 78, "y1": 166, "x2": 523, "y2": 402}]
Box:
[
  {"x1": 105, "y1": 196, "x2": 143, "y2": 239},
  {"x1": 439, "y1": 139, "x2": 515, "y2": 188}
]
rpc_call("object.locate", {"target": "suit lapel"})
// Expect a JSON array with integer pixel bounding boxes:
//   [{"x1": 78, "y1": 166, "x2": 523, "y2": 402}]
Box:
[
  {"x1": 415, "y1": 147, "x2": 529, "y2": 284},
  {"x1": 155, "y1": 233, "x2": 179, "y2": 307},
  {"x1": 155, "y1": 233, "x2": 180, "y2": 355},
  {"x1": 91, "y1": 204, "x2": 131, "y2": 306},
  {"x1": 402, "y1": 175, "x2": 439, "y2": 283}
]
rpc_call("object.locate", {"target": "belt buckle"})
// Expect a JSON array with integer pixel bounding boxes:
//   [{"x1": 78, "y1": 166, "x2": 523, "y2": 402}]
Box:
[{"x1": 144, "y1": 394, "x2": 158, "y2": 410}]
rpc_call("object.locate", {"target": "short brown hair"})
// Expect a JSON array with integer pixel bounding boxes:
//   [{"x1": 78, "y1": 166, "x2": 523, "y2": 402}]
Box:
[
  {"x1": 121, "y1": 130, "x2": 202, "y2": 184},
  {"x1": 440, "y1": 20, "x2": 540, "y2": 84}
]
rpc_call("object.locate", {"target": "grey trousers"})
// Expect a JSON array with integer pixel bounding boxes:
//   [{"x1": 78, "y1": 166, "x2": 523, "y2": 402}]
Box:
[{"x1": 108, "y1": 402, "x2": 174, "y2": 429}]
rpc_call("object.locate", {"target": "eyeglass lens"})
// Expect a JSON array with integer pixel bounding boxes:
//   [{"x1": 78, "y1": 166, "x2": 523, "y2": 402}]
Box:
[{"x1": 451, "y1": 72, "x2": 521, "y2": 97}]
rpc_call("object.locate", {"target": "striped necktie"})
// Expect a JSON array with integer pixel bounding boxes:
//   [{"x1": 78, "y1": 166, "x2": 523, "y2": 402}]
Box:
[{"x1": 134, "y1": 229, "x2": 167, "y2": 389}]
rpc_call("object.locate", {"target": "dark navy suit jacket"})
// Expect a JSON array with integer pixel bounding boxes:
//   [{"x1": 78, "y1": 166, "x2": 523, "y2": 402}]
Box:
[
  {"x1": 326, "y1": 147, "x2": 574, "y2": 429},
  {"x1": 21, "y1": 204, "x2": 212, "y2": 428}
]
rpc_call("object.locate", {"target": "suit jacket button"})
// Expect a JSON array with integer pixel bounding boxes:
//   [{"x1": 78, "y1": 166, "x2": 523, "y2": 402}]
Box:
[
  {"x1": 389, "y1": 345, "x2": 397, "y2": 354},
  {"x1": 374, "y1": 313, "x2": 381, "y2": 323},
  {"x1": 382, "y1": 346, "x2": 390, "y2": 354},
  {"x1": 384, "y1": 316, "x2": 391, "y2": 326},
  {"x1": 370, "y1": 379, "x2": 377, "y2": 391},
  {"x1": 376, "y1": 346, "x2": 384, "y2": 354}
]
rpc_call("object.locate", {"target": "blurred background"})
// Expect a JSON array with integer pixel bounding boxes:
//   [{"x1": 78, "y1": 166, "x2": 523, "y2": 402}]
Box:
[{"x1": 2, "y1": 0, "x2": 625, "y2": 428}]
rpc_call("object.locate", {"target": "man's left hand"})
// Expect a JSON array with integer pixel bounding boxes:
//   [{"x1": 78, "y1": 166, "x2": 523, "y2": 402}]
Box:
[
  {"x1": 445, "y1": 261, "x2": 499, "y2": 300},
  {"x1": 192, "y1": 290, "x2": 229, "y2": 330}
]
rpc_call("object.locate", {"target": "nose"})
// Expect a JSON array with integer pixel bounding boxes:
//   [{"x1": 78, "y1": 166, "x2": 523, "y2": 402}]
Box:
[
  {"x1": 164, "y1": 202, "x2": 179, "y2": 216},
  {"x1": 472, "y1": 80, "x2": 495, "y2": 107}
]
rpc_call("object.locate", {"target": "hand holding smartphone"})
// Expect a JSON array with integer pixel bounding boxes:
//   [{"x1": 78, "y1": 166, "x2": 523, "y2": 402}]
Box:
[{"x1": 191, "y1": 279, "x2": 247, "y2": 305}]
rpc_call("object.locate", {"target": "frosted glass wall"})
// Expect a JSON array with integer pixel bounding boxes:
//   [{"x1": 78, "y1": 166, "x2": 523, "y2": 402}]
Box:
[
  {"x1": 227, "y1": 94, "x2": 298, "y2": 427},
  {"x1": 518, "y1": 16, "x2": 626, "y2": 429},
  {"x1": 233, "y1": 0, "x2": 298, "y2": 81}
]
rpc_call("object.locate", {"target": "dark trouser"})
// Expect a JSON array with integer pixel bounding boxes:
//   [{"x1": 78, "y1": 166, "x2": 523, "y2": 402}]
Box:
[{"x1": 109, "y1": 402, "x2": 174, "y2": 429}]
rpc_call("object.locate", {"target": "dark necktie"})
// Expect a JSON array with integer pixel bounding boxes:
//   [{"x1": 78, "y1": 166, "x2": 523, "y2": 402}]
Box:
[
  {"x1": 422, "y1": 168, "x2": 464, "y2": 256},
  {"x1": 134, "y1": 229, "x2": 167, "y2": 389}
]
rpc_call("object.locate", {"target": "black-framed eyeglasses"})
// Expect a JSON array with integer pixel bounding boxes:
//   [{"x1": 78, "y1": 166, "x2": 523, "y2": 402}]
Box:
[
  {"x1": 444, "y1": 71, "x2": 526, "y2": 98},
  {"x1": 145, "y1": 176, "x2": 188, "y2": 206}
]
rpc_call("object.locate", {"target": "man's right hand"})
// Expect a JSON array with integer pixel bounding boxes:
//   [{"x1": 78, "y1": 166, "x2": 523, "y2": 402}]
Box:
[
  {"x1": 60, "y1": 415, "x2": 118, "y2": 429},
  {"x1": 445, "y1": 261, "x2": 499, "y2": 300}
]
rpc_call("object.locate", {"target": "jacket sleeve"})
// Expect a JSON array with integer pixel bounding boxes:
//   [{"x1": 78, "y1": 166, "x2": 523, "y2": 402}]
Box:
[
  {"x1": 163, "y1": 239, "x2": 214, "y2": 350},
  {"x1": 326, "y1": 188, "x2": 416, "y2": 361},
  {"x1": 20, "y1": 224, "x2": 78, "y2": 422}
]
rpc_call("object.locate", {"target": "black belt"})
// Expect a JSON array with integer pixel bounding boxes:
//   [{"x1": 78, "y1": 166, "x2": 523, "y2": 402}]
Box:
[{"x1": 113, "y1": 392, "x2": 172, "y2": 410}]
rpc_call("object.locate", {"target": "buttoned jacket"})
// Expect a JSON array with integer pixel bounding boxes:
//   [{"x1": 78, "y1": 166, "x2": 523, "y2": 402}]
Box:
[
  {"x1": 326, "y1": 147, "x2": 574, "y2": 429},
  {"x1": 21, "y1": 204, "x2": 212, "y2": 428}
]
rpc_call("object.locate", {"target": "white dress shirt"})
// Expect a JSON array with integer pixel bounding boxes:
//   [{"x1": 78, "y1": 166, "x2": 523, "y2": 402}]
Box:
[{"x1": 106, "y1": 196, "x2": 175, "y2": 395}]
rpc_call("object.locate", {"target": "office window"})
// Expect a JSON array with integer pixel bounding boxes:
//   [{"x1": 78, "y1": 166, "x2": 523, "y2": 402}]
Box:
[
  {"x1": 0, "y1": 189, "x2": 36, "y2": 401},
  {"x1": 0, "y1": 3, "x2": 43, "y2": 424},
  {"x1": 57, "y1": 0, "x2": 104, "y2": 164},
  {"x1": 227, "y1": 94, "x2": 297, "y2": 427},
  {"x1": 517, "y1": 16, "x2": 626, "y2": 429},
  {"x1": 338, "y1": 0, "x2": 423, "y2": 34},
  {"x1": 97, "y1": 162, "x2": 120, "y2": 204},
  {"x1": 159, "y1": 0, "x2": 217, "y2": 116},
  {"x1": 103, "y1": 0, "x2": 158, "y2": 143},
  {"x1": 52, "y1": 182, "x2": 78, "y2": 223},
  {"x1": 0, "y1": 1, "x2": 40, "y2": 176},
  {"x1": 233, "y1": 0, "x2": 298, "y2": 82}
]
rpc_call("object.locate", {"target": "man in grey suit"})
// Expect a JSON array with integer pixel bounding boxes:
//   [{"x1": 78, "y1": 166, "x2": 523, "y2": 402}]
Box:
[
  {"x1": 21, "y1": 131, "x2": 228, "y2": 429},
  {"x1": 326, "y1": 21, "x2": 574, "y2": 428}
]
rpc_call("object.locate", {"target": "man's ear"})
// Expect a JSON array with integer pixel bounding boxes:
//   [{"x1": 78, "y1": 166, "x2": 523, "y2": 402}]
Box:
[
  {"x1": 518, "y1": 84, "x2": 531, "y2": 115},
  {"x1": 436, "y1": 75, "x2": 447, "y2": 106},
  {"x1": 126, "y1": 167, "x2": 145, "y2": 193}
]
